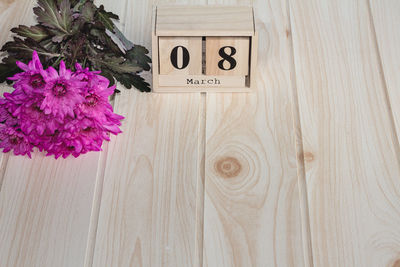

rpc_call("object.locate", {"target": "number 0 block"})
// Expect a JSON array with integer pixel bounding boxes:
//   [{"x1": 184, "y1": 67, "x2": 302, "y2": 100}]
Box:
[
  {"x1": 159, "y1": 37, "x2": 202, "y2": 75},
  {"x1": 206, "y1": 37, "x2": 250, "y2": 76}
]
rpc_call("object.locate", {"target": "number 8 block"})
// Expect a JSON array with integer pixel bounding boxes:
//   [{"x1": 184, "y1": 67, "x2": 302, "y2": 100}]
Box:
[{"x1": 206, "y1": 37, "x2": 250, "y2": 76}]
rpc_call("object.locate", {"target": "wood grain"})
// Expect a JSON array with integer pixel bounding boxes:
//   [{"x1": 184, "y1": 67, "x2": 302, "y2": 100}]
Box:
[
  {"x1": 152, "y1": 7, "x2": 257, "y2": 93},
  {"x1": 0, "y1": 1, "x2": 105, "y2": 267},
  {"x1": 0, "y1": 153, "x2": 101, "y2": 267},
  {"x1": 202, "y1": 0, "x2": 307, "y2": 266},
  {"x1": 159, "y1": 37, "x2": 203, "y2": 75},
  {"x1": 0, "y1": 0, "x2": 35, "y2": 45},
  {"x1": 205, "y1": 37, "x2": 250, "y2": 76},
  {"x1": 289, "y1": 0, "x2": 400, "y2": 266},
  {"x1": 156, "y1": 5, "x2": 254, "y2": 36},
  {"x1": 91, "y1": 0, "x2": 205, "y2": 266},
  {"x1": 0, "y1": 1, "x2": 399, "y2": 266},
  {"x1": 369, "y1": 0, "x2": 400, "y2": 149},
  {"x1": 0, "y1": 0, "x2": 37, "y2": 190}
]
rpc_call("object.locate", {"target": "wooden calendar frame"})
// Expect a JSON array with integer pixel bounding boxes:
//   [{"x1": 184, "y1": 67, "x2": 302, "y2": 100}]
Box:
[{"x1": 152, "y1": 5, "x2": 258, "y2": 93}]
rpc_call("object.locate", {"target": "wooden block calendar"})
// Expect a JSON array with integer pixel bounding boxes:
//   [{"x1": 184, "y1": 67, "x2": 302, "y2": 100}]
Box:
[{"x1": 152, "y1": 5, "x2": 258, "y2": 93}]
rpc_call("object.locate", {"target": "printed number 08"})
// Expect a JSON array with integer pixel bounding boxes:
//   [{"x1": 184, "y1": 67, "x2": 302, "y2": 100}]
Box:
[{"x1": 170, "y1": 45, "x2": 237, "y2": 71}]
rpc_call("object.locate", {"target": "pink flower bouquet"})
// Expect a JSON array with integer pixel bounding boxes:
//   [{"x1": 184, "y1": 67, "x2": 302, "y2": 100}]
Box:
[{"x1": 0, "y1": 51, "x2": 124, "y2": 158}]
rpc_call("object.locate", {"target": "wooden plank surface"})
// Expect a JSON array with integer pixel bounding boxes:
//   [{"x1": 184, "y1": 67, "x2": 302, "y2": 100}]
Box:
[
  {"x1": 0, "y1": 1, "x2": 105, "y2": 267},
  {"x1": 0, "y1": 154, "x2": 102, "y2": 267},
  {"x1": 91, "y1": 0, "x2": 204, "y2": 266},
  {"x1": 202, "y1": 0, "x2": 307, "y2": 266},
  {"x1": 0, "y1": 0, "x2": 400, "y2": 266},
  {"x1": 369, "y1": 0, "x2": 400, "y2": 146},
  {"x1": 289, "y1": 0, "x2": 400, "y2": 266},
  {"x1": 0, "y1": 0, "x2": 37, "y2": 187},
  {"x1": 0, "y1": 0, "x2": 35, "y2": 45}
]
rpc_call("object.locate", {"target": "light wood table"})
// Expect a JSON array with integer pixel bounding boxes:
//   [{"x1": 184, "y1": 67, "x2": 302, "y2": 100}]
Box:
[{"x1": 0, "y1": 0, "x2": 399, "y2": 266}]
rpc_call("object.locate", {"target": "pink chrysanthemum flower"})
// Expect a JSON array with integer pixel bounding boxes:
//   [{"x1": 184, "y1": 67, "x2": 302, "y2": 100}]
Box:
[
  {"x1": 40, "y1": 61, "x2": 86, "y2": 119},
  {"x1": 44, "y1": 118, "x2": 107, "y2": 159},
  {"x1": 17, "y1": 102, "x2": 61, "y2": 136},
  {"x1": 8, "y1": 51, "x2": 46, "y2": 94},
  {"x1": 74, "y1": 63, "x2": 109, "y2": 89},
  {"x1": 0, "y1": 124, "x2": 32, "y2": 157},
  {"x1": 0, "y1": 51, "x2": 124, "y2": 158},
  {"x1": 77, "y1": 81, "x2": 115, "y2": 122},
  {"x1": 0, "y1": 102, "x2": 17, "y2": 126}
]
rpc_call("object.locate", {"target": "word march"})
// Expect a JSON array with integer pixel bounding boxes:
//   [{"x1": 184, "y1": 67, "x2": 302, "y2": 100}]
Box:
[{"x1": 187, "y1": 78, "x2": 221, "y2": 85}]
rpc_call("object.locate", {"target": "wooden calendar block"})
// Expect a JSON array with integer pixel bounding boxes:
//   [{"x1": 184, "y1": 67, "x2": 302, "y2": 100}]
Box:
[
  {"x1": 156, "y1": 6, "x2": 254, "y2": 36},
  {"x1": 205, "y1": 37, "x2": 250, "y2": 76},
  {"x1": 159, "y1": 37, "x2": 202, "y2": 75},
  {"x1": 152, "y1": 5, "x2": 258, "y2": 93}
]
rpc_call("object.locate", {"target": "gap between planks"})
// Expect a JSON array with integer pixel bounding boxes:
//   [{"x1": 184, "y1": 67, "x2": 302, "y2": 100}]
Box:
[
  {"x1": 0, "y1": 0, "x2": 35, "y2": 194},
  {"x1": 83, "y1": 141, "x2": 110, "y2": 267},
  {"x1": 0, "y1": 154, "x2": 10, "y2": 193},
  {"x1": 203, "y1": 0, "x2": 312, "y2": 266},
  {"x1": 195, "y1": 92, "x2": 207, "y2": 267},
  {"x1": 286, "y1": 0, "x2": 314, "y2": 265},
  {"x1": 366, "y1": 0, "x2": 400, "y2": 170},
  {"x1": 83, "y1": 1, "x2": 128, "y2": 266},
  {"x1": 289, "y1": 0, "x2": 400, "y2": 265},
  {"x1": 83, "y1": 76, "x2": 117, "y2": 267}
]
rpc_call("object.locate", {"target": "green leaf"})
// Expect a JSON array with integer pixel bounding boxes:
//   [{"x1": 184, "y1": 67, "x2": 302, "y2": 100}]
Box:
[
  {"x1": 96, "y1": 5, "x2": 118, "y2": 31},
  {"x1": 92, "y1": 55, "x2": 142, "y2": 74},
  {"x1": 90, "y1": 28, "x2": 122, "y2": 55},
  {"x1": 98, "y1": 5, "x2": 119, "y2": 20},
  {"x1": 112, "y1": 26, "x2": 133, "y2": 50},
  {"x1": 126, "y1": 45, "x2": 151, "y2": 71},
  {"x1": 0, "y1": 57, "x2": 21, "y2": 83},
  {"x1": 81, "y1": 2, "x2": 96, "y2": 21},
  {"x1": 34, "y1": 0, "x2": 72, "y2": 35},
  {"x1": 1, "y1": 37, "x2": 61, "y2": 59},
  {"x1": 71, "y1": 0, "x2": 93, "y2": 34},
  {"x1": 59, "y1": 0, "x2": 73, "y2": 29},
  {"x1": 11, "y1": 25, "x2": 49, "y2": 42},
  {"x1": 0, "y1": 0, "x2": 151, "y2": 93},
  {"x1": 51, "y1": 35, "x2": 66, "y2": 43},
  {"x1": 128, "y1": 74, "x2": 151, "y2": 92},
  {"x1": 110, "y1": 72, "x2": 151, "y2": 92},
  {"x1": 40, "y1": 38, "x2": 61, "y2": 53},
  {"x1": 92, "y1": 56, "x2": 151, "y2": 92},
  {"x1": 99, "y1": 69, "x2": 115, "y2": 85},
  {"x1": 72, "y1": 0, "x2": 88, "y2": 12}
]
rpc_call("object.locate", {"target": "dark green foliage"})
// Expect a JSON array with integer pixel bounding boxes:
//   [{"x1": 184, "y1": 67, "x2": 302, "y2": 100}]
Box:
[{"x1": 0, "y1": 0, "x2": 151, "y2": 92}]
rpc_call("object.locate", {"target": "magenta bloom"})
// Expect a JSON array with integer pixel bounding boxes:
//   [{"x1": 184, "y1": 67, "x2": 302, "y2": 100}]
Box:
[
  {"x1": 76, "y1": 70, "x2": 115, "y2": 122},
  {"x1": 8, "y1": 51, "x2": 46, "y2": 94},
  {"x1": 0, "y1": 51, "x2": 124, "y2": 158},
  {"x1": 0, "y1": 124, "x2": 32, "y2": 157},
  {"x1": 17, "y1": 103, "x2": 61, "y2": 136},
  {"x1": 40, "y1": 61, "x2": 86, "y2": 119}
]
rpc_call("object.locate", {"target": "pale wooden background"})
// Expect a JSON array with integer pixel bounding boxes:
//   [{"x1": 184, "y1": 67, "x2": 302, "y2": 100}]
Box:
[{"x1": 0, "y1": 0, "x2": 400, "y2": 267}]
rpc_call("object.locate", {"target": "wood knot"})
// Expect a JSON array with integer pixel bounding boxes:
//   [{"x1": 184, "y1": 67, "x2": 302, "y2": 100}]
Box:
[
  {"x1": 214, "y1": 157, "x2": 242, "y2": 178},
  {"x1": 286, "y1": 29, "x2": 291, "y2": 38},
  {"x1": 303, "y1": 152, "x2": 315, "y2": 163}
]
